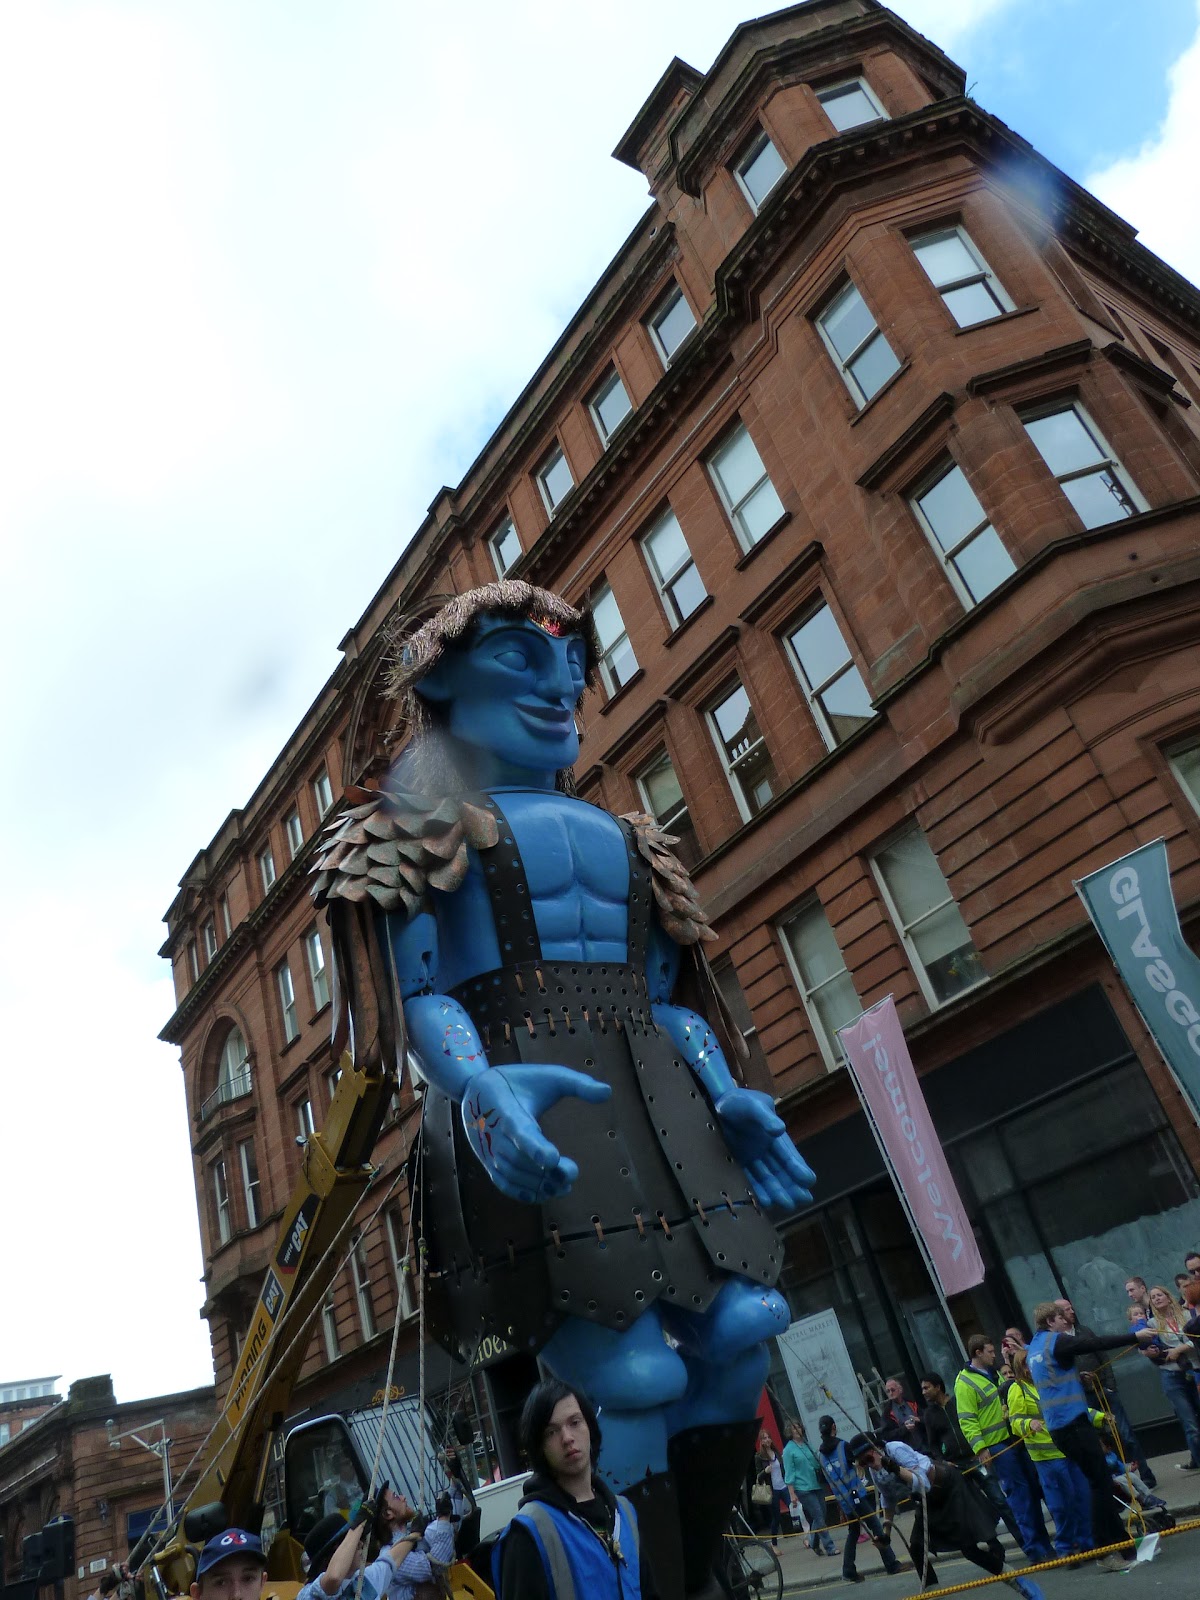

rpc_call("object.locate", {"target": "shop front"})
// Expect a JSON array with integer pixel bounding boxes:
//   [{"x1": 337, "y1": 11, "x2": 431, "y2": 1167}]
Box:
[{"x1": 772, "y1": 986, "x2": 1200, "y2": 1451}]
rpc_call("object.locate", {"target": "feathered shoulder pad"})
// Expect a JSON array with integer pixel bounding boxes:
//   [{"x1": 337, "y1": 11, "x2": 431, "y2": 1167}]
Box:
[
  {"x1": 311, "y1": 782, "x2": 499, "y2": 920},
  {"x1": 622, "y1": 811, "x2": 717, "y2": 946}
]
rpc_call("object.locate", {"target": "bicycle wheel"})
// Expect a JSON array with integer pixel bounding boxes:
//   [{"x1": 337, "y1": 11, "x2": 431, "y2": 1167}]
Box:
[{"x1": 726, "y1": 1536, "x2": 783, "y2": 1600}]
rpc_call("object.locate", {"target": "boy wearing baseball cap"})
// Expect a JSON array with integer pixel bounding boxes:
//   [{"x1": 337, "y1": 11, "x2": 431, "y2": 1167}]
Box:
[{"x1": 190, "y1": 1530, "x2": 267, "y2": 1600}]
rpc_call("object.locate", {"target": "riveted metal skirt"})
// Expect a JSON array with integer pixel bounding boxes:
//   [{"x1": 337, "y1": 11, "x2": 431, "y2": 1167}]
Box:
[{"x1": 414, "y1": 959, "x2": 782, "y2": 1361}]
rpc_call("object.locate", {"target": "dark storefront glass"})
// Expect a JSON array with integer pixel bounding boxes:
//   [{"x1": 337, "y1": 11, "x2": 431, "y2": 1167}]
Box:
[
  {"x1": 774, "y1": 1019, "x2": 1200, "y2": 1438},
  {"x1": 954, "y1": 1062, "x2": 1200, "y2": 1431}
]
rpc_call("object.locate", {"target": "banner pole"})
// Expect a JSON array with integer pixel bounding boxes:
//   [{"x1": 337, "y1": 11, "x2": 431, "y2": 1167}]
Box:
[{"x1": 839, "y1": 998, "x2": 968, "y2": 1364}]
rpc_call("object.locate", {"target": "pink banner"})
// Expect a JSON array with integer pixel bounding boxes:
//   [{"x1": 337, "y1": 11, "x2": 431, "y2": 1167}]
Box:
[{"x1": 838, "y1": 997, "x2": 984, "y2": 1298}]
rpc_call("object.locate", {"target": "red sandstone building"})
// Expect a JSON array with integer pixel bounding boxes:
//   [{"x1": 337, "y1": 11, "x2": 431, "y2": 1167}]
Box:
[
  {"x1": 161, "y1": 0, "x2": 1200, "y2": 1458},
  {"x1": 0, "y1": 1378, "x2": 216, "y2": 1598}
]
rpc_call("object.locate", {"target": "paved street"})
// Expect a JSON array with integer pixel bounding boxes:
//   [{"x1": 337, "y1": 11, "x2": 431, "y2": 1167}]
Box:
[
  {"x1": 778, "y1": 1529, "x2": 1198, "y2": 1596},
  {"x1": 759, "y1": 1449, "x2": 1200, "y2": 1597}
]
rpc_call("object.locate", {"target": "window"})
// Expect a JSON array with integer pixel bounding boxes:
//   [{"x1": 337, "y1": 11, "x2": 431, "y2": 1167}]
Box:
[
  {"x1": 277, "y1": 961, "x2": 299, "y2": 1043},
  {"x1": 285, "y1": 808, "x2": 303, "y2": 860},
  {"x1": 327, "y1": 1064, "x2": 343, "y2": 1102},
  {"x1": 911, "y1": 226, "x2": 1014, "y2": 328},
  {"x1": 1022, "y1": 404, "x2": 1144, "y2": 529},
  {"x1": 238, "y1": 1139, "x2": 261, "y2": 1229},
  {"x1": 710, "y1": 960, "x2": 771, "y2": 1085},
  {"x1": 872, "y1": 826, "x2": 985, "y2": 1007},
  {"x1": 785, "y1": 604, "x2": 874, "y2": 748},
  {"x1": 1169, "y1": 743, "x2": 1200, "y2": 816},
  {"x1": 218, "y1": 1027, "x2": 251, "y2": 1099},
  {"x1": 911, "y1": 461, "x2": 1016, "y2": 605},
  {"x1": 816, "y1": 77, "x2": 888, "y2": 133},
  {"x1": 187, "y1": 941, "x2": 199, "y2": 983},
  {"x1": 590, "y1": 584, "x2": 638, "y2": 695},
  {"x1": 351, "y1": 1238, "x2": 376, "y2": 1339},
  {"x1": 817, "y1": 280, "x2": 901, "y2": 405},
  {"x1": 780, "y1": 901, "x2": 862, "y2": 1067},
  {"x1": 648, "y1": 283, "x2": 696, "y2": 366},
  {"x1": 296, "y1": 1098, "x2": 315, "y2": 1141},
  {"x1": 312, "y1": 766, "x2": 334, "y2": 818},
  {"x1": 258, "y1": 846, "x2": 277, "y2": 894},
  {"x1": 321, "y1": 1292, "x2": 340, "y2": 1362},
  {"x1": 219, "y1": 894, "x2": 232, "y2": 938},
  {"x1": 589, "y1": 368, "x2": 632, "y2": 443},
  {"x1": 488, "y1": 515, "x2": 521, "y2": 577},
  {"x1": 706, "y1": 423, "x2": 786, "y2": 550},
  {"x1": 735, "y1": 130, "x2": 787, "y2": 211},
  {"x1": 0, "y1": 1424, "x2": 8, "y2": 1447},
  {"x1": 636, "y1": 749, "x2": 700, "y2": 869},
  {"x1": 306, "y1": 928, "x2": 330, "y2": 1010},
  {"x1": 642, "y1": 509, "x2": 707, "y2": 625},
  {"x1": 537, "y1": 446, "x2": 574, "y2": 516},
  {"x1": 385, "y1": 1209, "x2": 416, "y2": 1319},
  {"x1": 708, "y1": 680, "x2": 778, "y2": 821},
  {"x1": 201, "y1": 919, "x2": 218, "y2": 962},
  {"x1": 212, "y1": 1159, "x2": 231, "y2": 1246}
]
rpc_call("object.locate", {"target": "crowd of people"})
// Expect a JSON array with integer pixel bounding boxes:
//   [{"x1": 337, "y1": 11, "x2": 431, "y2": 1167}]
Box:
[
  {"x1": 736, "y1": 1251, "x2": 1200, "y2": 1593},
  {"x1": 171, "y1": 1251, "x2": 1200, "y2": 1600}
]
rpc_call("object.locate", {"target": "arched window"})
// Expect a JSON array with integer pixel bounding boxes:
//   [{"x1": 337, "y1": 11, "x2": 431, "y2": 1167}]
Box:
[
  {"x1": 201, "y1": 1027, "x2": 253, "y2": 1122},
  {"x1": 219, "y1": 1027, "x2": 250, "y2": 1093}
]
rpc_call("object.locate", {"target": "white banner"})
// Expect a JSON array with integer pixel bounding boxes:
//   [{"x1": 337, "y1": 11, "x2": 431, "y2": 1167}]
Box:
[{"x1": 776, "y1": 1308, "x2": 868, "y2": 1443}]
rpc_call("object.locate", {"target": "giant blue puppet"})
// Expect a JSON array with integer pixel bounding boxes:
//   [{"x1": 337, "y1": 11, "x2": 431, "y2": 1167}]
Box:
[{"x1": 313, "y1": 581, "x2": 815, "y2": 1600}]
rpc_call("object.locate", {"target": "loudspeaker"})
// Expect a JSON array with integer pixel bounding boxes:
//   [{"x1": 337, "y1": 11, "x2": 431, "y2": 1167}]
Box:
[
  {"x1": 21, "y1": 1535, "x2": 43, "y2": 1582},
  {"x1": 38, "y1": 1521, "x2": 74, "y2": 1584}
]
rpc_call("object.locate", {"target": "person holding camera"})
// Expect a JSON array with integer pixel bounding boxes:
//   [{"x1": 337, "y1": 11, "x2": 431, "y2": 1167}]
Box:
[
  {"x1": 848, "y1": 1436, "x2": 1044, "y2": 1598},
  {"x1": 815, "y1": 1416, "x2": 901, "y2": 1584},
  {"x1": 298, "y1": 1487, "x2": 432, "y2": 1600}
]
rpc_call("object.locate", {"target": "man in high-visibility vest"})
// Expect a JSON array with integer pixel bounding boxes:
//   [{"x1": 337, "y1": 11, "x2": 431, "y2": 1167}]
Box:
[
  {"x1": 1027, "y1": 1302, "x2": 1152, "y2": 1573},
  {"x1": 954, "y1": 1335, "x2": 1052, "y2": 1564}
]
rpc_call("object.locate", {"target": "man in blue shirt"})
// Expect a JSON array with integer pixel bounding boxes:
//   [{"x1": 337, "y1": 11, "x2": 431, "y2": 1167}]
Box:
[
  {"x1": 850, "y1": 1436, "x2": 1044, "y2": 1598},
  {"x1": 297, "y1": 1489, "x2": 432, "y2": 1600}
]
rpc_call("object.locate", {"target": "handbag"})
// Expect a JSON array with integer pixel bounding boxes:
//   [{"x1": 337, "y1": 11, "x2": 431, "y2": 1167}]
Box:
[{"x1": 751, "y1": 1483, "x2": 772, "y2": 1505}]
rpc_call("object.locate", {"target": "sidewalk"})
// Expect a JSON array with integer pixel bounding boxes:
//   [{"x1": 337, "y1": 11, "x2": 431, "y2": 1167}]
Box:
[{"x1": 768, "y1": 1448, "x2": 1200, "y2": 1592}]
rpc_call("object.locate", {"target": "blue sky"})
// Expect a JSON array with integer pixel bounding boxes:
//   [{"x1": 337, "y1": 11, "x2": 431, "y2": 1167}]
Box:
[
  {"x1": 0, "y1": 0, "x2": 1196, "y2": 1407},
  {"x1": 961, "y1": 0, "x2": 1198, "y2": 178}
]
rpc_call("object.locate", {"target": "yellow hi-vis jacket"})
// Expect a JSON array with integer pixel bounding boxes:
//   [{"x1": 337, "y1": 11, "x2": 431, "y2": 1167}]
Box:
[
  {"x1": 1006, "y1": 1379, "x2": 1104, "y2": 1462},
  {"x1": 953, "y1": 1365, "x2": 1011, "y2": 1455}
]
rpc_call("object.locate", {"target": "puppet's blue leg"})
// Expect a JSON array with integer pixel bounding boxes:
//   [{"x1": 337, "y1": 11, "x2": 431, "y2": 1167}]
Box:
[
  {"x1": 664, "y1": 1279, "x2": 791, "y2": 1431},
  {"x1": 540, "y1": 1309, "x2": 688, "y2": 1488}
]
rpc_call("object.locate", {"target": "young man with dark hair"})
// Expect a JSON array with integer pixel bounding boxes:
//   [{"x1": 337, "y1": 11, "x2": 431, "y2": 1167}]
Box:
[
  {"x1": 495, "y1": 1380, "x2": 660, "y2": 1600},
  {"x1": 189, "y1": 1531, "x2": 266, "y2": 1600}
]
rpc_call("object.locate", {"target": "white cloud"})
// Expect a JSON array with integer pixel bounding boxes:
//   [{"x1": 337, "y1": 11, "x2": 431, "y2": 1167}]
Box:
[
  {"x1": 0, "y1": 7, "x2": 282, "y2": 519},
  {"x1": 0, "y1": 0, "x2": 1178, "y2": 1413},
  {"x1": 1085, "y1": 2, "x2": 1200, "y2": 286}
]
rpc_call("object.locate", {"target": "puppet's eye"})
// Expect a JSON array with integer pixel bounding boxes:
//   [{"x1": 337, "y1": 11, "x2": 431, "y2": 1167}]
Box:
[{"x1": 495, "y1": 648, "x2": 529, "y2": 670}]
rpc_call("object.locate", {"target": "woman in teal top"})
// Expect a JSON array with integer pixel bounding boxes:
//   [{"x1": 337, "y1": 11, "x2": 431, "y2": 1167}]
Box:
[{"x1": 783, "y1": 1421, "x2": 837, "y2": 1556}]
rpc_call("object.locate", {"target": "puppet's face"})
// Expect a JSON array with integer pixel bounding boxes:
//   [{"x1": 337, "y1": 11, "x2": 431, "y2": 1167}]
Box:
[{"x1": 416, "y1": 613, "x2": 588, "y2": 779}]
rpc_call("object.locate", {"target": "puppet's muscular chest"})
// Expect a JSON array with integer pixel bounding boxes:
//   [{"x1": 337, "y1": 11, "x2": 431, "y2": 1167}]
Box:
[{"x1": 441, "y1": 791, "x2": 631, "y2": 970}]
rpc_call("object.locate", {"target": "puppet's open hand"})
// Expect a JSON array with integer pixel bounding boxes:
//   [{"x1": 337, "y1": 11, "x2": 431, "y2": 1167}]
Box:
[
  {"x1": 714, "y1": 1087, "x2": 815, "y2": 1211},
  {"x1": 462, "y1": 1065, "x2": 612, "y2": 1204}
]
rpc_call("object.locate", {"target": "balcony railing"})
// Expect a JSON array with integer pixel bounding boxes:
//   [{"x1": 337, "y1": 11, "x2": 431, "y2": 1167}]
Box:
[{"x1": 200, "y1": 1068, "x2": 253, "y2": 1123}]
